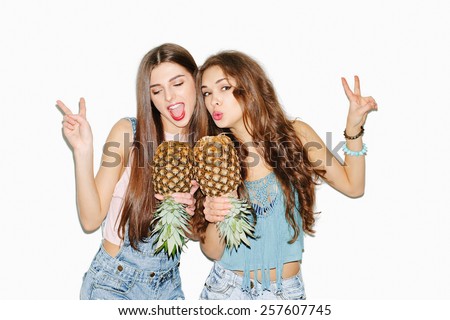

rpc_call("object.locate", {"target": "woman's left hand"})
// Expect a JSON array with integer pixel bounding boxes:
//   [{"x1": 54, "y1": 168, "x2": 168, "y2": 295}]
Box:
[
  {"x1": 155, "y1": 180, "x2": 199, "y2": 216},
  {"x1": 341, "y1": 75, "x2": 378, "y2": 131}
]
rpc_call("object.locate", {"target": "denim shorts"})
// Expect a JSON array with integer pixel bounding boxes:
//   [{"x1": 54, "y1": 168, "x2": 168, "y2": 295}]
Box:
[
  {"x1": 80, "y1": 242, "x2": 184, "y2": 300},
  {"x1": 200, "y1": 262, "x2": 306, "y2": 300}
]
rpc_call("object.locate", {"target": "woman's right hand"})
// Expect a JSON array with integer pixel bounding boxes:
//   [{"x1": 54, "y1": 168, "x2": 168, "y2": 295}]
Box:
[
  {"x1": 155, "y1": 181, "x2": 200, "y2": 216},
  {"x1": 202, "y1": 195, "x2": 234, "y2": 259},
  {"x1": 56, "y1": 97, "x2": 93, "y2": 152},
  {"x1": 203, "y1": 196, "x2": 233, "y2": 223}
]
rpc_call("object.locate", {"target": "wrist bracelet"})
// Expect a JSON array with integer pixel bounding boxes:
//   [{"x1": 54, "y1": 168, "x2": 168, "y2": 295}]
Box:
[
  {"x1": 344, "y1": 126, "x2": 364, "y2": 140},
  {"x1": 342, "y1": 143, "x2": 367, "y2": 156}
]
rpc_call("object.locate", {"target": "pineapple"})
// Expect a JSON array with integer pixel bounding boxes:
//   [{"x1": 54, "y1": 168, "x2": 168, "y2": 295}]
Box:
[
  {"x1": 194, "y1": 134, "x2": 255, "y2": 250},
  {"x1": 151, "y1": 141, "x2": 193, "y2": 257}
]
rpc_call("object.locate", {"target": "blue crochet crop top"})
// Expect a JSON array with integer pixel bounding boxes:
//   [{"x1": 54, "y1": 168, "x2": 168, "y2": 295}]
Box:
[{"x1": 218, "y1": 171, "x2": 304, "y2": 291}]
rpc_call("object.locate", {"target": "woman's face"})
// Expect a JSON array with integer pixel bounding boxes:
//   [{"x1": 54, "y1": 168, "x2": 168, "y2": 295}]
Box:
[
  {"x1": 150, "y1": 62, "x2": 196, "y2": 134},
  {"x1": 201, "y1": 65, "x2": 244, "y2": 131}
]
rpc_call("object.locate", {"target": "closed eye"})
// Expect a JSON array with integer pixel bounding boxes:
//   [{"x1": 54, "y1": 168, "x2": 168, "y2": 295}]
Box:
[{"x1": 174, "y1": 82, "x2": 184, "y2": 87}]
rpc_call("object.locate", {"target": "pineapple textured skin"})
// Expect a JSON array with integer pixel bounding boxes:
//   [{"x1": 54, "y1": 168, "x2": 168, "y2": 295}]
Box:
[
  {"x1": 153, "y1": 141, "x2": 193, "y2": 195},
  {"x1": 194, "y1": 134, "x2": 255, "y2": 250},
  {"x1": 151, "y1": 141, "x2": 193, "y2": 257},
  {"x1": 193, "y1": 135, "x2": 241, "y2": 196}
]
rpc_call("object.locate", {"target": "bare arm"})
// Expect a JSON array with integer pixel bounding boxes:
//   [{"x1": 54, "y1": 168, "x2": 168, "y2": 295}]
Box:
[
  {"x1": 294, "y1": 76, "x2": 377, "y2": 197},
  {"x1": 201, "y1": 222, "x2": 226, "y2": 260},
  {"x1": 89, "y1": 119, "x2": 133, "y2": 230},
  {"x1": 57, "y1": 98, "x2": 133, "y2": 231},
  {"x1": 294, "y1": 120, "x2": 365, "y2": 196},
  {"x1": 199, "y1": 196, "x2": 229, "y2": 260}
]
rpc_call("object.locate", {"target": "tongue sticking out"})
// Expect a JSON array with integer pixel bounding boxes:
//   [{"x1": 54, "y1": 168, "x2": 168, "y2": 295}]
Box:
[{"x1": 169, "y1": 104, "x2": 185, "y2": 121}]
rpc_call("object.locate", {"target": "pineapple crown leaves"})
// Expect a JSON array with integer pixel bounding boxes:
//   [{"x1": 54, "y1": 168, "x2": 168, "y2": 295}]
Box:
[
  {"x1": 151, "y1": 141, "x2": 195, "y2": 258},
  {"x1": 217, "y1": 197, "x2": 256, "y2": 251},
  {"x1": 151, "y1": 194, "x2": 190, "y2": 258},
  {"x1": 193, "y1": 135, "x2": 257, "y2": 251},
  {"x1": 152, "y1": 135, "x2": 256, "y2": 254}
]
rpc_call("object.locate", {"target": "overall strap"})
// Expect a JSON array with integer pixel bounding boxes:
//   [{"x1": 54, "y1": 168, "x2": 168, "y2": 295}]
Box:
[{"x1": 124, "y1": 117, "x2": 137, "y2": 137}]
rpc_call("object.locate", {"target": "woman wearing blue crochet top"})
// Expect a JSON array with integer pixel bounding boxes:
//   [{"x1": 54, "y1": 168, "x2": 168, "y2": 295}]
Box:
[{"x1": 197, "y1": 51, "x2": 377, "y2": 299}]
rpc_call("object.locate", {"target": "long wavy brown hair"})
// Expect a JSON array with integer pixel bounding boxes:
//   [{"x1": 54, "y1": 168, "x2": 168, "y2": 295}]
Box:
[
  {"x1": 196, "y1": 51, "x2": 324, "y2": 241},
  {"x1": 118, "y1": 43, "x2": 209, "y2": 249}
]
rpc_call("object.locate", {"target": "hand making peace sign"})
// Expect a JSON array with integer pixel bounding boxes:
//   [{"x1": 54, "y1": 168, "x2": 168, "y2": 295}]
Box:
[
  {"x1": 341, "y1": 76, "x2": 378, "y2": 130},
  {"x1": 56, "y1": 97, "x2": 93, "y2": 151}
]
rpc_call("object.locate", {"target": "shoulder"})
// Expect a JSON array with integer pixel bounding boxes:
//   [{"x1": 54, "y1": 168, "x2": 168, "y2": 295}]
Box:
[
  {"x1": 291, "y1": 119, "x2": 318, "y2": 144},
  {"x1": 107, "y1": 118, "x2": 135, "y2": 143},
  {"x1": 101, "y1": 118, "x2": 135, "y2": 166},
  {"x1": 112, "y1": 118, "x2": 134, "y2": 136}
]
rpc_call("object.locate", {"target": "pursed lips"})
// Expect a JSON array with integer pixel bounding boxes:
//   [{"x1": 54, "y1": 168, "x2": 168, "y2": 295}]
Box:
[{"x1": 212, "y1": 111, "x2": 223, "y2": 121}]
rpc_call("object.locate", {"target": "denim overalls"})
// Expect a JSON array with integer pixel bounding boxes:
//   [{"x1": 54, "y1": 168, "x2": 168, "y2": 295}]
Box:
[
  {"x1": 80, "y1": 229, "x2": 183, "y2": 300},
  {"x1": 80, "y1": 117, "x2": 183, "y2": 299}
]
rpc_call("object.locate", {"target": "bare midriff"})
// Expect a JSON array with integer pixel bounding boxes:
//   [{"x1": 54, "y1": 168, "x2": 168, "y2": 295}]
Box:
[{"x1": 233, "y1": 260, "x2": 300, "y2": 281}]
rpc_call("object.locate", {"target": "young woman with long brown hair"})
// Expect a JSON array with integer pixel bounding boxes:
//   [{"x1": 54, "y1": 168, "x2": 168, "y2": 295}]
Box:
[
  {"x1": 197, "y1": 51, "x2": 377, "y2": 299},
  {"x1": 56, "y1": 43, "x2": 208, "y2": 299}
]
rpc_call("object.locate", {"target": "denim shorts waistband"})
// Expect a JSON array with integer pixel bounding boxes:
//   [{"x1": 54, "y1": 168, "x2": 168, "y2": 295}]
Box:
[{"x1": 215, "y1": 262, "x2": 302, "y2": 291}]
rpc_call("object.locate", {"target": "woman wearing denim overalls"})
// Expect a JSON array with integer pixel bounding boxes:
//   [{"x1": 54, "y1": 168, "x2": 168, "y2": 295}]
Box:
[
  {"x1": 56, "y1": 43, "x2": 208, "y2": 299},
  {"x1": 197, "y1": 51, "x2": 378, "y2": 299}
]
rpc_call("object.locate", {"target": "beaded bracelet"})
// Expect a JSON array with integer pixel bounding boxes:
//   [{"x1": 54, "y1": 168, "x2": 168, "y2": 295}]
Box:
[
  {"x1": 342, "y1": 143, "x2": 367, "y2": 156},
  {"x1": 344, "y1": 126, "x2": 364, "y2": 140}
]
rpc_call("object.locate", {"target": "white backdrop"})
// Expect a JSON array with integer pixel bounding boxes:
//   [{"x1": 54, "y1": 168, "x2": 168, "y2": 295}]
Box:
[{"x1": 0, "y1": 0, "x2": 449, "y2": 300}]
